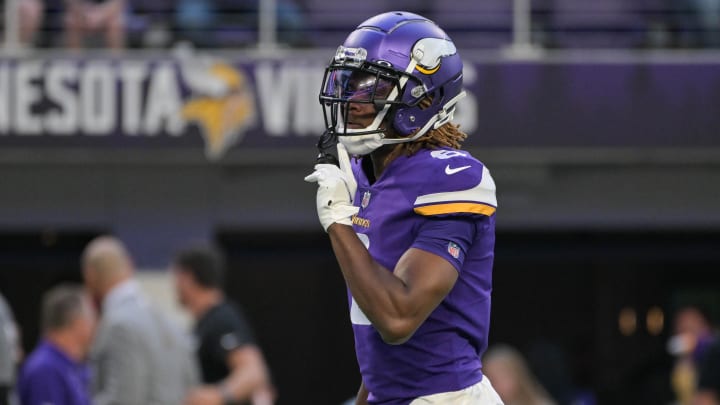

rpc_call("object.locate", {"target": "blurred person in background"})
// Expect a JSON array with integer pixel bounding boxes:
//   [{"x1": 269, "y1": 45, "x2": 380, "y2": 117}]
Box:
[
  {"x1": 17, "y1": 284, "x2": 95, "y2": 405},
  {"x1": 696, "y1": 337, "x2": 720, "y2": 405},
  {"x1": 172, "y1": 246, "x2": 274, "y2": 405},
  {"x1": 0, "y1": 292, "x2": 21, "y2": 405},
  {"x1": 668, "y1": 305, "x2": 718, "y2": 405},
  {"x1": 82, "y1": 236, "x2": 198, "y2": 405},
  {"x1": 174, "y1": 0, "x2": 257, "y2": 48},
  {"x1": 305, "y1": 11, "x2": 501, "y2": 404},
  {"x1": 63, "y1": 0, "x2": 125, "y2": 49},
  {"x1": 0, "y1": 0, "x2": 43, "y2": 47},
  {"x1": 19, "y1": 0, "x2": 44, "y2": 46},
  {"x1": 672, "y1": 0, "x2": 720, "y2": 47},
  {"x1": 173, "y1": 0, "x2": 223, "y2": 48},
  {"x1": 173, "y1": 0, "x2": 308, "y2": 48},
  {"x1": 524, "y1": 340, "x2": 596, "y2": 405},
  {"x1": 691, "y1": 0, "x2": 720, "y2": 46},
  {"x1": 483, "y1": 345, "x2": 556, "y2": 405}
]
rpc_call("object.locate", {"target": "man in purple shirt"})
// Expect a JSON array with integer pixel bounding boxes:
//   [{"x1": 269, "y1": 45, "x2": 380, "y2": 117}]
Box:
[
  {"x1": 18, "y1": 284, "x2": 96, "y2": 405},
  {"x1": 306, "y1": 11, "x2": 504, "y2": 405}
]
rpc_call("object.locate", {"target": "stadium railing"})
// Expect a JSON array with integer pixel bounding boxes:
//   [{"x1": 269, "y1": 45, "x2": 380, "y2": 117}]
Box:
[{"x1": 2, "y1": 0, "x2": 720, "y2": 52}]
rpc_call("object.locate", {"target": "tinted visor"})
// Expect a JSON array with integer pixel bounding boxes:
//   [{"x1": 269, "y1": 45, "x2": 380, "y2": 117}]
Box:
[{"x1": 321, "y1": 67, "x2": 398, "y2": 103}]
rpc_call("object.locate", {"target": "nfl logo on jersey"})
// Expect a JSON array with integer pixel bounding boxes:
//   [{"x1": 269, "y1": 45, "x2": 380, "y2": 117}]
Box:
[
  {"x1": 361, "y1": 191, "x2": 372, "y2": 209},
  {"x1": 447, "y1": 242, "x2": 460, "y2": 259}
]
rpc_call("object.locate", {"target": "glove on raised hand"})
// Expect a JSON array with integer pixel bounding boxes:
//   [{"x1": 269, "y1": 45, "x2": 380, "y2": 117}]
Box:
[{"x1": 304, "y1": 144, "x2": 359, "y2": 232}]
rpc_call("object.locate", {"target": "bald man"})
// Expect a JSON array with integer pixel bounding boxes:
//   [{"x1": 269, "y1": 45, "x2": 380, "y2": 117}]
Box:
[{"x1": 82, "y1": 236, "x2": 198, "y2": 405}]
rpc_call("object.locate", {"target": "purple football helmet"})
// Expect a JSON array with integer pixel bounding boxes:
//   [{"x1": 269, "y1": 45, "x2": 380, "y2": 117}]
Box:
[{"x1": 319, "y1": 11, "x2": 465, "y2": 150}]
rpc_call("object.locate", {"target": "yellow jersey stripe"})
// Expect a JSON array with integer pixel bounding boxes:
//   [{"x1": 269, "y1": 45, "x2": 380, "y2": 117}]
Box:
[{"x1": 414, "y1": 202, "x2": 496, "y2": 216}]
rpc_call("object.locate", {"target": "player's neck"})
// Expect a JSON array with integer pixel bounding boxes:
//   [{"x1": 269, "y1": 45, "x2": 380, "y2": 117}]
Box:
[
  {"x1": 369, "y1": 145, "x2": 395, "y2": 181},
  {"x1": 370, "y1": 155, "x2": 385, "y2": 180}
]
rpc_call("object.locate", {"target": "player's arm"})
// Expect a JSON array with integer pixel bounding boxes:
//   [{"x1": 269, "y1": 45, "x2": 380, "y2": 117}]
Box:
[
  {"x1": 329, "y1": 224, "x2": 458, "y2": 344},
  {"x1": 305, "y1": 145, "x2": 463, "y2": 344}
]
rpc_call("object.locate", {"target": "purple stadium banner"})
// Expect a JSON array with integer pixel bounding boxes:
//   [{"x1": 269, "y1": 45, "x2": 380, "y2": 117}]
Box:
[{"x1": 1, "y1": 52, "x2": 719, "y2": 160}]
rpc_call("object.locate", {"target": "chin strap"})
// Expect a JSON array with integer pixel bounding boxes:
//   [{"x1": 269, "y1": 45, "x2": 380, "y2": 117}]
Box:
[{"x1": 381, "y1": 90, "x2": 467, "y2": 145}]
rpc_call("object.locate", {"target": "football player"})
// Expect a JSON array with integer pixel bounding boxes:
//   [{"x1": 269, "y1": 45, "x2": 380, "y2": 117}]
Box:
[{"x1": 305, "y1": 11, "x2": 502, "y2": 405}]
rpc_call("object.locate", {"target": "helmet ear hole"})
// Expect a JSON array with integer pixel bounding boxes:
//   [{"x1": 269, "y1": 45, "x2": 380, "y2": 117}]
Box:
[
  {"x1": 435, "y1": 88, "x2": 446, "y2": 107},
  {"x1": 417, "y1": 96, "x2": 432, "y2": 111}
]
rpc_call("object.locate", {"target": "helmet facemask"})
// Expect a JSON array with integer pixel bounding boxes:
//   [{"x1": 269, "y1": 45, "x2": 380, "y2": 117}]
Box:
[{"x1": 319, "y1": 54, "x2": 424, "y2": 141}]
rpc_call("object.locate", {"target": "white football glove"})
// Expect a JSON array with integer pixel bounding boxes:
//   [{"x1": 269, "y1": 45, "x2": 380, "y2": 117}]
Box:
[{"x1": 304, "y1": 143, "x2": 359, "y2": 232}]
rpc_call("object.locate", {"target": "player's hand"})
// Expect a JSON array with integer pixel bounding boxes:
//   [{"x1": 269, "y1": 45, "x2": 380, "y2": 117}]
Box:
[{"x1": 305, "y1": 144, "x2": 359, "y2": 232}]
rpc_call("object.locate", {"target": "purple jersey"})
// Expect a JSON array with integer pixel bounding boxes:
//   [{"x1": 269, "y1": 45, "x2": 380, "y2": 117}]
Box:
[
  {"x1": 18, "y1": 340, "x2": 92, "y2": 405},
  {"x1": 349, "y1": 147, "x2": 497, "y2": 405}
]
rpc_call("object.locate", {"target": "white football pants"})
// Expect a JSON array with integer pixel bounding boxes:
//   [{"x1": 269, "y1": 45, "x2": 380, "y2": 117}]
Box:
[{"x1": 409, "y1": 377, "x2": 504, "y2": 405}]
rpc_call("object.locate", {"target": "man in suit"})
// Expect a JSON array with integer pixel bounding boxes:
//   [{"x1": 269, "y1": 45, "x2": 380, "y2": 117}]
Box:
[{"x1": 82, "y1": 236, "x2": 198, "y2": 405}]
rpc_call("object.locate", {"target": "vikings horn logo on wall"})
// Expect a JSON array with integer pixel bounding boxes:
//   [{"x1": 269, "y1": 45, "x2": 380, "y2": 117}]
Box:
[{"x1": 178, "y1": 49, "x2": 257, "y2": 160}]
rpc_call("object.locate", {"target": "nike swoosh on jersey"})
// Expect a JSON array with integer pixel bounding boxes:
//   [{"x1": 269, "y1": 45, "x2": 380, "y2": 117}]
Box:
[{"x1": 445, "y1": 165, "x2": 472, "y2": 175}]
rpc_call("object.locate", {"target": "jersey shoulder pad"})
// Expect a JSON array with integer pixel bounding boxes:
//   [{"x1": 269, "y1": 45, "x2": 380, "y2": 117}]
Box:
[{"x1": 410, "y1": 149, "x2": 497, "y2": 217}]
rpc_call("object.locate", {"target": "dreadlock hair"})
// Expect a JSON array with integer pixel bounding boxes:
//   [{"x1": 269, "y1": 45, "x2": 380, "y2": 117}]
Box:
[{"x1": 383, "y1": 96, "x2": 468, "y2": 166}]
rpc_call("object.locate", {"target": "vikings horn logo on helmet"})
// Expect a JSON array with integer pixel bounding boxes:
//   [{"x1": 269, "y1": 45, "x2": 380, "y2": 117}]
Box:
[{"x1": 412, "y1": 38, "x2": 458, "y2": 75}]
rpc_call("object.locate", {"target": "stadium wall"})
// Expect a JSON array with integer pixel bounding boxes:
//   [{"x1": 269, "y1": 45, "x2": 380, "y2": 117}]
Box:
[{"x1": 0, "y1": 50, "x2": 719, "y2": 266}]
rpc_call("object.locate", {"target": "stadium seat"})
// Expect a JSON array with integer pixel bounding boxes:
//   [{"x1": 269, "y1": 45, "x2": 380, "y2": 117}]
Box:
[
  {"x1": 547, "y1": 0, "x2": 649, "y2": 48},
  {"x1": 301, "y1": 0, "x2": 396, "y2": 47},
  {"x1": 429, "y1": 0, "x2": 513, "y2": 49}
]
